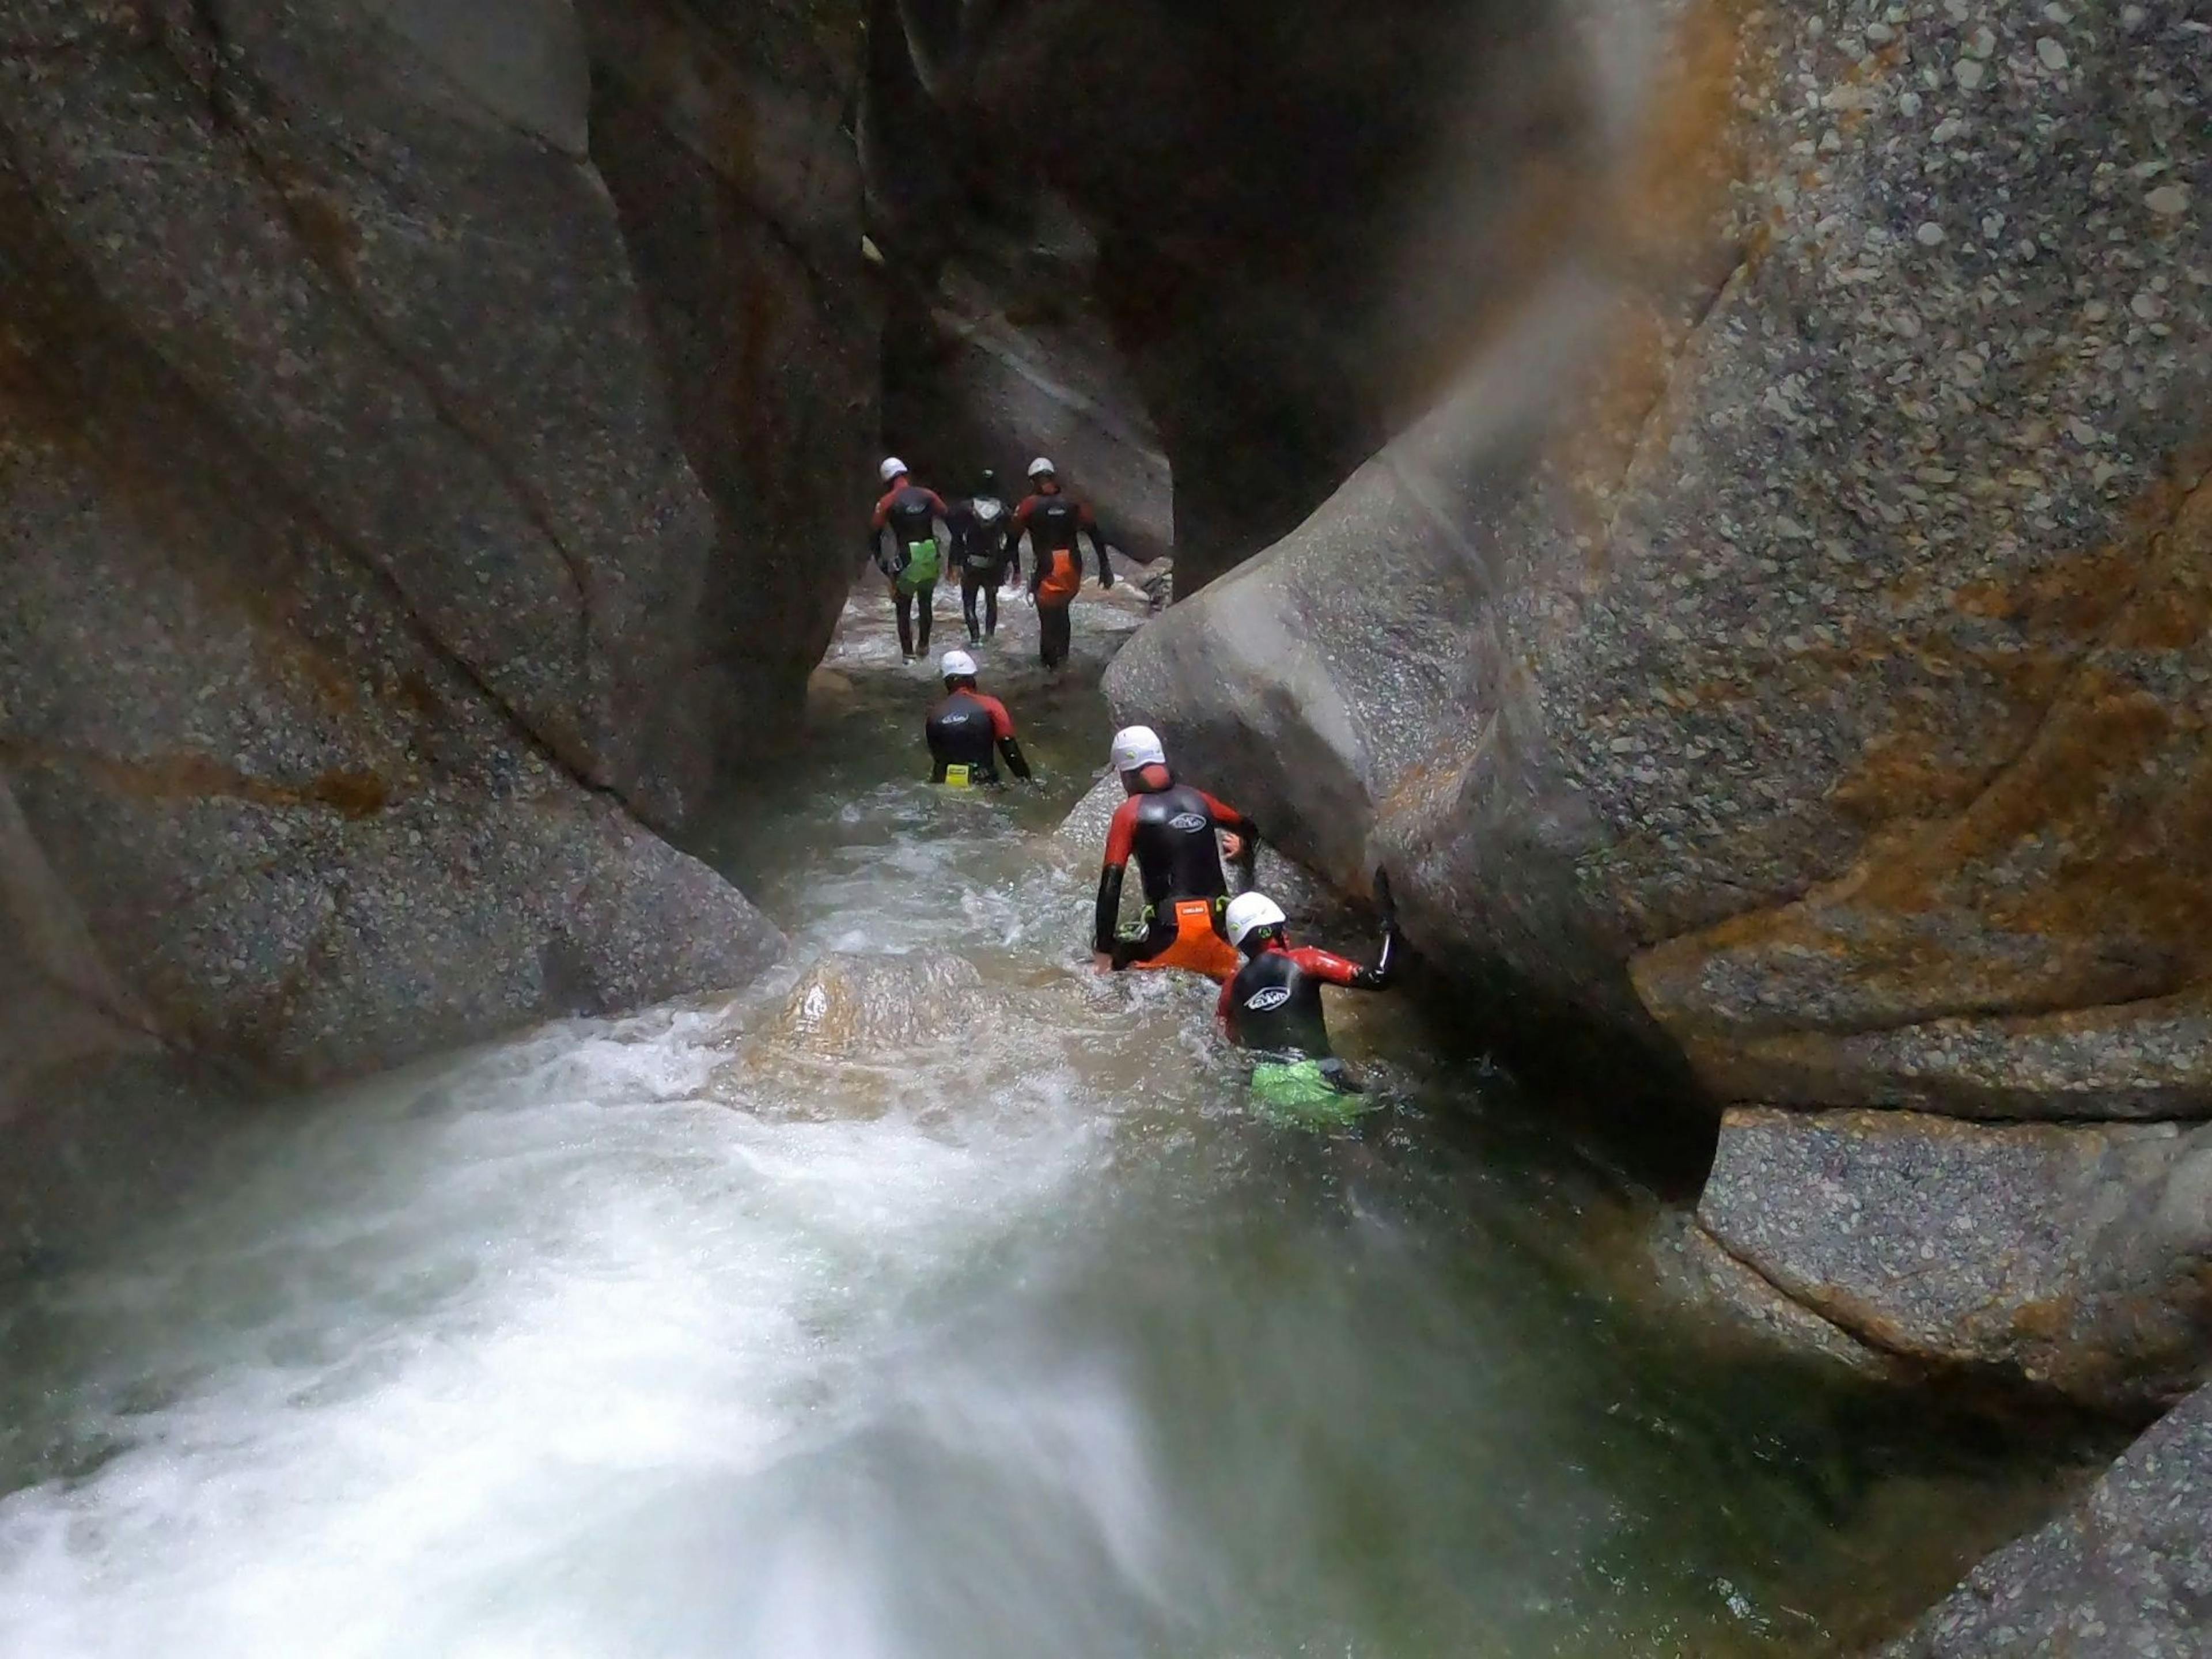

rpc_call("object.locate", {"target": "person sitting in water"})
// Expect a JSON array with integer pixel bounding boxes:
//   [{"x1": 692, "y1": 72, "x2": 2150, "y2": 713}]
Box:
[
  {"x1": 868, "y1": 456, "x2": 950, "y2": 661},
  {"x1": 1219, "y1": 874, "x2": 1402, "y2": 1118},
  {"x1": 925, "y1": 650, "x2": 1031, "y2": 787},
  {"x1": 1092, "y1": 725, "x2": 1257, "y2": 982}
]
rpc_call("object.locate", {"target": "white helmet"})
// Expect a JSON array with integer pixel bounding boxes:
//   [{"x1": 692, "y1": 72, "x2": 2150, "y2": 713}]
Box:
[
  {"x1": 1225, "y1": 893, "x2": 1288, "y2": 949},
  {"x1": 940, "y1": 649, "x2": 978, "y2": 680},
  {"x1": 1027, "y1": 456, "x2": 1056, "y2": 479},
  {"x1": 1109, "y1": 725, "x2": 1166, "y2": 774},
  {"x1": 879, "y1": 456, "x2": 908, "y2": 484}
]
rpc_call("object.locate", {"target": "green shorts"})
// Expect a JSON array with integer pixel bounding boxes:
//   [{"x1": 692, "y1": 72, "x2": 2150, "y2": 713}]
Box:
[{"x1": 1249, "y1": 1059, "x2": 1370, "y2": 1126}]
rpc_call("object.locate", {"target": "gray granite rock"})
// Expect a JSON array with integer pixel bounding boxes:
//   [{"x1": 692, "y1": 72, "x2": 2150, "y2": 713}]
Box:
[
  {"x1": 1097, "y1": 0, "x2": 2212, "y2": 1129},
  {"x1": 1880, "y1": 1382, "x2": 2212, "y2": 1657},
  {"x1": 868, "y1": 0, "x2": 1595, "y2": 592},
  {"x1": 0, "y1": 340, "x2": 783, "y2": 1088},
  {"x1": 1700, "y1": 1109, "x2": 2212, "y2": 1410},
  {"x1": 0, "y1": 0, "x2": 873, "y2": 1100}
]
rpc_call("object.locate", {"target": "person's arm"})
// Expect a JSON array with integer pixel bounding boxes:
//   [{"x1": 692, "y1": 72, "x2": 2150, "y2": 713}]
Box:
[
  {"x1": 982, "y1": 696, "x2": 1032, "y2": 781},
  {"x1": 1215, "y1": 976, "x2": 1238, "y2": 1039},
  {"x1": 1005, "y1": 500, "x2": 1031, "y2": 587},
  {"x1": 868, "y1": 492, "x2": 896, "y2": 573},
  {"x1": 1289, "y1": 874, "x2": 1402, "y2": 991},
  {"x1": 1082, "y1": 504, "x2": 1112, "y2": 588},
  {"x1": 927, "y1": 492, "x2": 952, "y2": 551},
  {"x1": 1092, "y1": 800, "x2": 1139, "y2": 963},
  {"x1": 1195, "y1": 789, "x2": 1260, "y2": 873}
]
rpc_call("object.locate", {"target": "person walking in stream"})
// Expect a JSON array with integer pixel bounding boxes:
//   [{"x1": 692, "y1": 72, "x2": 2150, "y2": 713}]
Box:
[
  {"x1": 1006, "y1": 457, "x2": 1111, "y2": 673},
  {"x1": 924, "y1": 650, "x2": 1032, "y2": 788},
  {"x1": 1092, "y1": 725, "x2": 1257, "y2": 982},
  {"x1": 1219, "y1": 875, "x2": 1402, "y2": 1124},
  {"x1": 948, "y1": 469, "x2": 1014, "y2": 645},
  {"x1": 869, "y1": 457, "x2": 950, "y2": 661}
]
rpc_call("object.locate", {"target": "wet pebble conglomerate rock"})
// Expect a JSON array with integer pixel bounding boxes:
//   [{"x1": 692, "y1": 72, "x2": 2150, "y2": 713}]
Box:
[{"x1": 1880, "y1": 1381, "x2": 2212, "y2": 1657}]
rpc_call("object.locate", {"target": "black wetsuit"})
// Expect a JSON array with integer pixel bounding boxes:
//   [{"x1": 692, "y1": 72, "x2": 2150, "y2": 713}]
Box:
[
  {"x1": 1218, "y1": 878, "x2": 1400, "y2": 1101},
  {"x1": 948, "y1": 494, "x2": 1012, "y2": 642},
  {"x1": 1094, "y1": 779, "x2": 1257, "y2": 975},
  {"x1": 1009, "y1": 488, "x2": 1110, "y2": 669},
  {"x1": 925, "y1": 687, "x2": 1031, "y2": 785},
  {"x1": 870, "y1": 482, "x2": 949, "y2": 657}
]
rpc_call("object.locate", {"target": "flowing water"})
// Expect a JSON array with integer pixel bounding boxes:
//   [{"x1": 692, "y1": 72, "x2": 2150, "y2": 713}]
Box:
[{"x1": 0, "y1": 592, "x2": 2088, "y2": 1656}]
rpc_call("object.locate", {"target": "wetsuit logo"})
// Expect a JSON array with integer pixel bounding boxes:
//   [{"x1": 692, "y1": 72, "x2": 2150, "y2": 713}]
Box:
[
  {"x1": 1168, "y1": 812, "x2": 1207, "y2": 832},
  {"x1": 1244, "y1": 987, "x2": 1293, "y2": 1012}
]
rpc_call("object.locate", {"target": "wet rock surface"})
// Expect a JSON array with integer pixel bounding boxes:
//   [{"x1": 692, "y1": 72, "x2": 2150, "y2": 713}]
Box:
[
  {"x1": 866, "y1": 0, "x2": 1596, "y2": 592},
  {"x1": 1699, "y1": 1110, "x2": 2212, "y2": 1410},
  {"x1": 1095, "y1": 0, "x2": 2212, "y2": 1414},
  {"x1": 0, "y1": 0, "x2": 870, "y2": 1097},
  {"x1": 1880, "y1": 1382, "x2": 2212, "y2": 1658}
]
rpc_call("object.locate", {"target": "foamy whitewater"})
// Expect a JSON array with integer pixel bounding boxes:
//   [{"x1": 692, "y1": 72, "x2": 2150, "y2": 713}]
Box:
[{"x1": 0, "y1": 599, "x2": 2067, "y2": 1657}]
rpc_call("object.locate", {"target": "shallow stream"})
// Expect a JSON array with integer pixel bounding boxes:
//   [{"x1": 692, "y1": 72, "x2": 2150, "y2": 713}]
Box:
[{"x1": 0, "y1": 590, "x2": 2085, "y2": 1656}]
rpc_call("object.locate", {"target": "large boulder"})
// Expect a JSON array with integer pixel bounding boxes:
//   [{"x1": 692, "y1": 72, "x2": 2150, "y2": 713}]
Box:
[
  {"x1": 1880, "y1": 1381, "x2": 2212, "y2": 1657},
  {"x1": 1099, "y1": 0, "x2": 2212, "y2": 1396},
  {"x1": 0, "y1": 0, "x2": 875, "y2": 1115},
  {"x1": 1700, "y1": 1111, "x2": 2212, "y2": 1410}
]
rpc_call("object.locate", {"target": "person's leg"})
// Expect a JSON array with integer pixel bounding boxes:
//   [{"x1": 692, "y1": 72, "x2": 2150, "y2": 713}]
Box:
[
  {"x1": 916, "y1": 581, "x2": 935, "y2": 653},
  {"x1": 983, "y1": 573, "x2": 999, "y2": 638},
  {"x1": 961, "y1": 570, "x2": 982, "y2": 642},
  {"x1": 893, "y1": 581, "x2": 914, "y2": 658},
  {"x1": 1043, "y1": 603, "x2": 1071, "y2": 668}
]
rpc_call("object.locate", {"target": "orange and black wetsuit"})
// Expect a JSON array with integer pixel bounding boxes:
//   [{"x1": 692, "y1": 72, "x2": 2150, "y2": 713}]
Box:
[
  {"x1": 1008, "y1": 488, "x2": 1110, "y2": 669},
  {"x1": 1094, "y1": 781, "x2": 1257, "y2": 980},
  {"x1": 870, "y1": 482, "x2": 950, "y2": 657},
  {"x1": 926, "y1": 686, "x2": 1031, "y2": 785}
]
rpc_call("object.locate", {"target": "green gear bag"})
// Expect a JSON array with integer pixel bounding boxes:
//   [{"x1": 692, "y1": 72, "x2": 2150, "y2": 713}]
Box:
[
  {"x1": 1249, "y1": 1059, "x2": 1370, "y2": 1127},
  {"x1": 898, "y1": 539, "x2": 941, "y2": 591}
]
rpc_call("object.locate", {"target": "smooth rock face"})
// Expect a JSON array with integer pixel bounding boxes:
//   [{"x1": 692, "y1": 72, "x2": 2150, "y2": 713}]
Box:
[
  {"x1": 1095, "y1": 0, "x2": 2212, "y2": 1404},
  {"x1": 0, "y1": 0, "x2": 871, "y2": 1100},
  {"x1": 885, "y1": 257, "x2": 1174, "y2": 565},
  {"x1": 1699, "y1": 1111, "x2": 2212, "y2": 1409},
  {"x1": 1881, "y1": 1382, "x2": 2212, "y2": 1657},
  {"x1": 869, "y1": 0, "x2": 1596, "y2": 592}
]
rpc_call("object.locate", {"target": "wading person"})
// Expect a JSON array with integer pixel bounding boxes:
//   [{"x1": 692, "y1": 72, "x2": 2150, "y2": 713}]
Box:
[
  {"x1": 1092, "y1": 725, "x2": 1257, "y2": 982},
  {"x1": 948, "y1": 469, "x2": 1013, "y2": 645},
  {"x1": 925, "y1": 650, "x2": 1032, "y2": 787},
  {"x1": 1006, "y1": 457, "x2": 1110, "y2": 673},
  {"x1": 1218, "y1": 875, "x2": 1401, "y2": 1122},
  {"x1": 869, "y1": 457, "x2": 949, "y2": 660}
]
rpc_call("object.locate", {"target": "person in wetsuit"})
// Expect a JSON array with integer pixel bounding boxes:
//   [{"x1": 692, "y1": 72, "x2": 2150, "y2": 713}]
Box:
[
  {"x1": 1092, "y1": 725, "x2": 1257, "y2": 982},
  {"x1": 869, "y1": 457, "x2": 949, "y2": 660},
  {"x1": 925, "y1": 650, "x2": 1032, "y2": 787},
  {"x1": 1219, "y1": 874, "x2": 1402, "y2": 1121},
  {"x1": 947, "y1": 470, "x2": 1013, "y2": 645},
  {"x1": 1006, "y1": 457, "x2": 1111, "y2": 672}
]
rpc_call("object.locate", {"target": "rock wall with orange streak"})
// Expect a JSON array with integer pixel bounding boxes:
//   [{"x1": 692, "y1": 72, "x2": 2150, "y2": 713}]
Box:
[{"x1": 1103, "y1": 0, "x2": 2212, "y2": 1405}]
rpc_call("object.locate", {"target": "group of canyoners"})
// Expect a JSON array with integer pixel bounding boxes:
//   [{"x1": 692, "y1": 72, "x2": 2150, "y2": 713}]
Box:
[
  {"x1": 912, "y1": 628, "x2": 1403, "y2": 1122},
  {"x1": 866, "y1": 455, "x2": 1113, "y2": 669}
]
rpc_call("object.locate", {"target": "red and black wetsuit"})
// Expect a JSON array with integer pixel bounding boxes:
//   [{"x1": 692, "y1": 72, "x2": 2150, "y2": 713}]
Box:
[
  {"x1": 1007, "y1": 488, "x2": 1110, "y2": 669},
  {"x1": 1217, "y1": 937, "x2": 1398, "y2": 1059},
  {"x1": 925, "y1": 686, "x2": 1031, "y2": 785},
  {"x1": 870, "y1": 481, "x2": 950, "y2": 657},
  {"x1": 1094, "y1": 780, "x2": 1257, "y2": 980}
]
